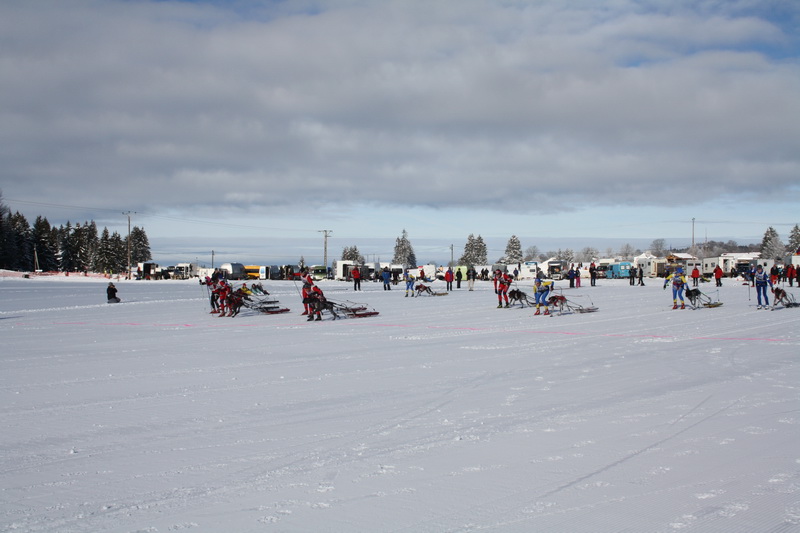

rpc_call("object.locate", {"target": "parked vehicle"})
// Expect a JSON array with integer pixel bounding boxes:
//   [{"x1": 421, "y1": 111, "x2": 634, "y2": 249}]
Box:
[
  {"x1": 174, "y1": 262, "x2": 199, "y2": 280},
  {"x1": 608, "y1": 262, "x2": 632, "y2": 279},
  {"x1": 546, "y1": 260, "x2": 567, "y2": 280},
  {"x1": 309, "y1": 265, "x2": 328, "y2": 281},
  {"x1": 219, "y1": 262, "x2": 246, "y2": 280},
  {"x1": 244, "y1": 265, "x2": 266, "y2": 280}
]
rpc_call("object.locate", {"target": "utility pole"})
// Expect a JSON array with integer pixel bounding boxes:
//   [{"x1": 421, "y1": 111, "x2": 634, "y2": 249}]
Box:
[
  {"x1": 123, "y1": 211, "x2": 135, "y2": 279},
  {"x1": 691, "y1": 217, "x2": 695, "y2": 255},
  {"x1": 319, "y1": 230, "x2": 332, "y2": 274},
  {"x1": 450, "y1": 244, "x2": 454, "y2": 267}
]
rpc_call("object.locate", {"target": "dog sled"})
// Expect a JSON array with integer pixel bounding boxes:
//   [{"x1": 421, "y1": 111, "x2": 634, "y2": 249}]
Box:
[
  {"x1": 236, "y1": 284, "x2": 289, "y2": 315},
  {"x1": 241, "y1": 293, "x2": 290, "y2": 314},
  {"x1": 331, "y1": 299, "x2": 380, "y2": 318},
  {"x1": 415, "y1": 283, "x2": 447, "y2": 297},
  {"x1": 546, "y1": 291, "x2": 599, "y2": 315},
  {"x1": 684, "y1": 288, "x2": 723, "y2": 309},
  {"x1": 307, "y1": 295, "x2": 380, "y2": 320}
]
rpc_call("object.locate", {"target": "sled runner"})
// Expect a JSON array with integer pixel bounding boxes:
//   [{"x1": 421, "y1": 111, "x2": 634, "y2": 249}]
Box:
[
  {"x1": 546, "y1": 291, "x2": 599, "y2": 315},
  {"x1": 684, "y1": 288, "x2": 723, "y2": 309}
]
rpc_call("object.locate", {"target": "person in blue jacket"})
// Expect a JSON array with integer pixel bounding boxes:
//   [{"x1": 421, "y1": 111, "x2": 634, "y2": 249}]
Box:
[
  {"x1": 533, "y1": 277, "x2": 554, "y2": 315},
  {"x1": 663, "y1": 267, "x2": 688, "y2": 309},
  {"x1": 381, "y1": 267, "x2": 392, "y2": 290},
  {"x1": 753, "y1": 264, "x2": 773, "y2": 309}
]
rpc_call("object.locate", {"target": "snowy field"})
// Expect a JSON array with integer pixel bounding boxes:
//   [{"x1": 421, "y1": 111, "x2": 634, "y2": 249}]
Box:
[{"x1": 1, "y1": 274, "x2": 798, "y2": 533}]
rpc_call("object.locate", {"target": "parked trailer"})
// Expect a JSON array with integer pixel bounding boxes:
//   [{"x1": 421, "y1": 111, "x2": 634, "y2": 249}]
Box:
[
  {"x1": 516, "y1": 261, "x2": 541, "y2": 280},
  {"x1": 220, "y1": 262, "x2": 246, "y2": 280},
  {"x1": 608, "y1": 262, "x2": 632, "y2": 279},
  {"x1": 174, "y1": 262, "x2": 199, "y2": 279}
]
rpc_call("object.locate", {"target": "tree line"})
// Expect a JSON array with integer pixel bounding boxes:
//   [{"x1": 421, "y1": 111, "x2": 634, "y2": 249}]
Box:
[
  {"x1": 341, "y1": 226, "x2": 800, "y2": 268},
  {"x1": 0, "y1": 194, "x2": 151, "y2": 274}
]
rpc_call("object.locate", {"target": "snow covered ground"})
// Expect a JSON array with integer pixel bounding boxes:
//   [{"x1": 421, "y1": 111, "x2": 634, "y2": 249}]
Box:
[{"x1": 1, "y1": 274, "x2": 798, "y2": 532}]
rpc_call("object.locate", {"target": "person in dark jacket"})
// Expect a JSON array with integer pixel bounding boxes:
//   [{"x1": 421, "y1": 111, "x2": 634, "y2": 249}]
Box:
[{"x1": 107, "y1": 282, "x2": 121, "y2": 303}]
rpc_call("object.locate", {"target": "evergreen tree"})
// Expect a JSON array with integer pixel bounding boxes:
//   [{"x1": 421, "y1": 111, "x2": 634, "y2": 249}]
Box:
[
  {"x1": 128, "y1": 226, "x2": 152, "y2": 264},
  {"x1": 0, "y1": 192, "x2": 11, "y2": 269},
  {"x1": 109, "y1": 231, "x2": 127, "y2": 273},
  {"x1": 59, "y1": 222, "x2": 77, "y2": 271},
  {"x1": 473, "y1": 235, "x2": 487, "y2": 264},
  {"x1": 459, "y1": 234, "x2": 479, "y2": 266},
  {"x1": 32, "y1": 216, "x2": 59, "y2": 271},
  {"x1": 8, "y1": 212, "x2": 33, "y2": 270},
  {"x1": 760, "y1": 226, "x2": 785, "y2": 260},
  {"x1": 73, "y1": 221, "x2": 98, "y2": 271},
  {"x1": 788, "y1": 224, "x2": 800, "y2": 255},
  {"x1": 95, "y1": 227, "x2": 115, "y2": 273},
  {"x1": 499, "y1": 235, "x2": 523, "y2": 264},
  {"x1": 392, "y1": 229, "x2": 417, "y2": 268},
  {"x1": 341, "y1": 246, "x2": 364, "y2": 263}
]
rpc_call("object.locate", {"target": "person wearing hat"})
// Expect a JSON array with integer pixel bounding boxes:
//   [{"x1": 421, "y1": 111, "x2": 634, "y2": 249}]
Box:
[
  {"x1": 107, "y1": 282, "x2": 121, "y2": 303},
  {"x1": 663, "y1": 267, "x2": 688, "y2": 309},
  {"x1": 533, "y1": 277, "x2": 555, "y2": 315},
  {"x1": 753, "y1": 264, "x2": 774, "y2": 310}
]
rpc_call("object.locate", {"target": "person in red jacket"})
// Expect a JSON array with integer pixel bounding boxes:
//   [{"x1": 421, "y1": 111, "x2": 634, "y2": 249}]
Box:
[
  {"x1": 497, "y1": 271, "x2": 512, "y2": 308},
  {"x1": 351, "y1": 266, "x2": 362, "y2": 291},
  {"x1": 444, "y1": 267, "x2": 454, "y2": 291},
  {"x1": 786, "y1": 264, "x2": 796, "y2": 287},
  {"x1": 299, "y1": 268, "x2": 316, "y2": 316},
  {"x1": 713, "y1": 265, "x2": 724, "y2": 287},
  {"x1": 691, "y1": 266, "x2": 701, "y2": 287}
]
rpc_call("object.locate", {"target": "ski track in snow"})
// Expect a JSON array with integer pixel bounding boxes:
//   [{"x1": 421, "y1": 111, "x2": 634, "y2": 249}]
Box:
[{"x1": 1, "y1": 277, "x2": 798, "y2": 532}]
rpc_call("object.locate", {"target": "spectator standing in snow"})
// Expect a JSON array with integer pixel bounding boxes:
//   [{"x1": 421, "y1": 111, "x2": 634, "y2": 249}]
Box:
[
  {"x1": 713, "y1": 265, "x2": 724, "y2": 287},
  {"x1": 786, "y1": 264, "x2": 796, "y2": 287},
  {"x1": 567, "y1": 265, "x2": 576, "y2": 288},
  {"x1": 455, "y1": 268, "x2": 463, "y2": 289},
  {"x1": 381, "y1": 267, "x2": 392, "y2": 290},
  {"x1": 107, "y1": 282, "x2": 121, "y2": 303},
  {"x1": 351, "y1": 266, "x2": 362, "y2": 291},
  {"x1": 444, "y1": 268, "x2": 454, "y2": 291},
  {"x1": 589, "y1": 262, "x2": 597, "y2": 286},
  {"x1": 466, "y1": 266, "x2": 477, "y2": 291},
  {"x1": 629, "y1": 265, "x2": 636, "y2": 286},
  {"x1": 575, "y1": 266, "x2": 581, "y2": 288},
  {"x1": 691, "y1": 266, "x2": 701, "y2": 287}
]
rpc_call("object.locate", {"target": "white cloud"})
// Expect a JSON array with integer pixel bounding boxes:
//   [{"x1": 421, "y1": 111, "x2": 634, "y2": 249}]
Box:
[{"x1": 1, "y1": 0, "x2": 798, "y2": 248}]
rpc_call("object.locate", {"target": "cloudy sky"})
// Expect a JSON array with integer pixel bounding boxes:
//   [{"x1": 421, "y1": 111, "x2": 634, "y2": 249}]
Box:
[{"x1": 2, "y1": 0, "x2": 798, "y2": 266}]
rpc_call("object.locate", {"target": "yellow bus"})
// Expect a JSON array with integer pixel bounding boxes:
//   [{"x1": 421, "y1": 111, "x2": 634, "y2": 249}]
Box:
[{"x1": 244, "y1": 265, "x2": 266, "y2": 280}]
